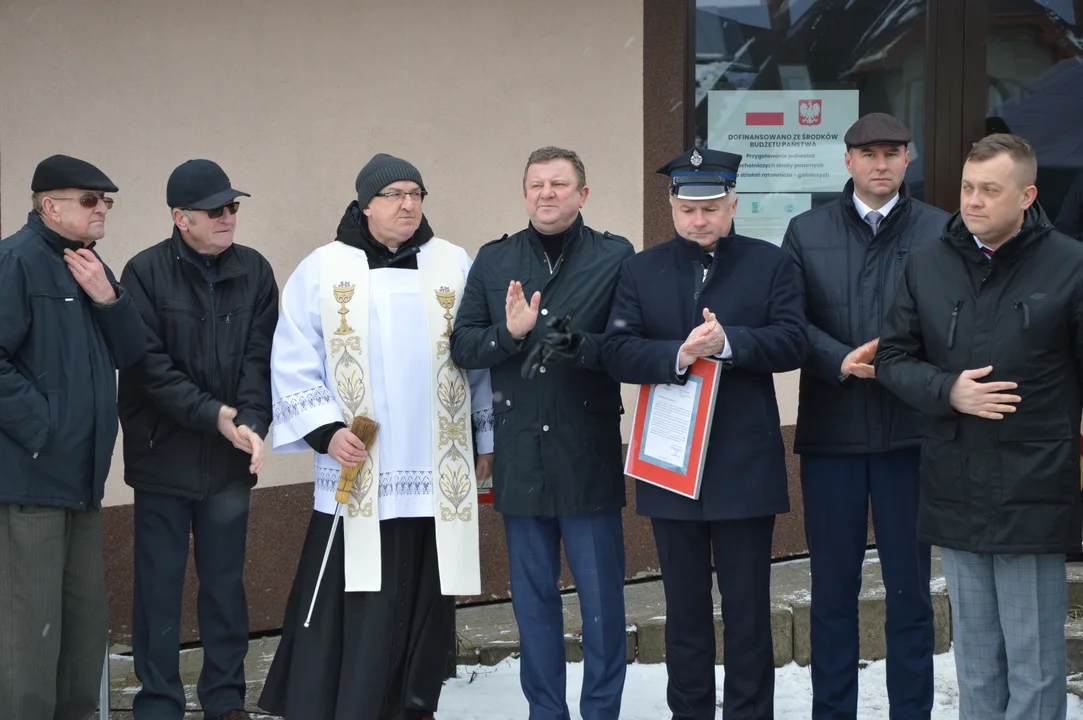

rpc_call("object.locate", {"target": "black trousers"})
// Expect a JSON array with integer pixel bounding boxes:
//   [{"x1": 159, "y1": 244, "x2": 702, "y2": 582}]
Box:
[
  {"x1": 652, "y1": 515, "x2": 776, "y2": 720},
  {"x1": 259, "y1": 512, "x2": 455, "y2": 720},
  {"x1": 131, "y1": 487, "x2": 251, "y2": 720}
]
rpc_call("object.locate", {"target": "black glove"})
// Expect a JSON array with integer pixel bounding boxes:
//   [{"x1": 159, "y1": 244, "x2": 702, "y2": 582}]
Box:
[
  {"x1": 538, "y1": 329, "x2": 585, "y2": 365},
  {"x1": 520, "y1": 309, "x2": 576, "y2": 379}
]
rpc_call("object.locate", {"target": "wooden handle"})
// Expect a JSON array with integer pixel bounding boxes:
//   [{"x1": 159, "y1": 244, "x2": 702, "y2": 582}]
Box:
[{"x1": 334, "y1": 415, "x2": 379, "y2": 504}]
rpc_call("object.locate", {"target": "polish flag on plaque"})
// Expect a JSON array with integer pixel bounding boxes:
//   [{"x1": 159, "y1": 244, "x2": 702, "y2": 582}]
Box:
[{"x1": 745, "y1": 110, "x2": 785, "y2": 126}]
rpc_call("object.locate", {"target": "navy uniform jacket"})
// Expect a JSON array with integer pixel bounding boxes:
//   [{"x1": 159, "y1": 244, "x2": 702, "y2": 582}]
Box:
[{"x1": 602, "y1": 233, "x2": 807, "y2": 521}]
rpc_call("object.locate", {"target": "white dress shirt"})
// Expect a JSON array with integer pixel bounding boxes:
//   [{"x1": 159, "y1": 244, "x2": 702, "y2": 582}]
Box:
[{"x1": 852, "y1": 191, "x2": 900, "y2": 229}]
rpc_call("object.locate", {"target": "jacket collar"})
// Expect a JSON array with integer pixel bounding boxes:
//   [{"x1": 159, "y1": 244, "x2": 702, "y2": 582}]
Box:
[
  {"x1": 943, "y1": 203, "x2": 1054, "y2": 266},
  {"x1": 169, "y1": 226, "x2": 247, "y2": 282},
  {"x1": 27, "y1": 210, "x2": 93, "y2": 256},
  {"x1": 841, "y1": 179, "x2": 912, "y2": 228},
  {"x1": 672, "y1": 219, "x2": 737, "y2": 265},
  {"x1": 526, "y1": 213, "x2": 584, "y2": 263}
]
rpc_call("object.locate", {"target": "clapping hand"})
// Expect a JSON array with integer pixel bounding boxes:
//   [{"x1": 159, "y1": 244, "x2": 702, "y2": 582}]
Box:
[
  {"x1": 678, "y1": 308, "x2": 726, "y2": 369},
  {"x1": 841, "y1": 338, "x2": 879, "y2": 379},
  {"x1": 506, "y1": 281, "x2": 541, "y2": 340}
]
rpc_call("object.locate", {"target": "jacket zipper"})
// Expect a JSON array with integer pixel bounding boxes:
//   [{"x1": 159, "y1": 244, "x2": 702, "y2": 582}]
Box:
[
  {"x1": 1013, "y1": 301, "x2": 1030, "y2": 330},
  {"x1": 206, "y1": 281, "x2": 218, "y2": 497},
  {"x1": 947, "y1": 300, "x2": 962, "y2": 349}
]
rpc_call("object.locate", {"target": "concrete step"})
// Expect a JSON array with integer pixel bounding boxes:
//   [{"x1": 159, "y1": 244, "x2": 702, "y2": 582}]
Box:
[
  {"x1": 456, "y1": 550, "x2": 952, "y2": 667},
  {"x1": 102, "y1": 554, "x2": 1083, "y2": 716}
]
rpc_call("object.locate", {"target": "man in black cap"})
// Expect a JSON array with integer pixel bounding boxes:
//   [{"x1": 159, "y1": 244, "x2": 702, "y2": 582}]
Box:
[
  {"x1": 780, "y1": 113, "x2": 947, "y2": 719},
  {"x1": 603, "y1": 147, "x2": 806, "y2": 719},
  {"x1": 451, "y1": 146, "x2": 633, "y2": 720},
  {"x1": 117, "y1": 159, "x2": 278, "y2": 720},
  {"x1": 0, "y1": 154, "x2": 145, "y2": 720}
]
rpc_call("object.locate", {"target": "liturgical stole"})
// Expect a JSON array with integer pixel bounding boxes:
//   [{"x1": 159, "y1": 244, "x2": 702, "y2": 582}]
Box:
[{"x1": 317, "y1": 238, "x2": 481, "y2": 595}]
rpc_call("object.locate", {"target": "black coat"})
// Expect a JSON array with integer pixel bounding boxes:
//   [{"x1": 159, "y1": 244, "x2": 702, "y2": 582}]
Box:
[
  {"x1": 450, "y1": 215, "x2": 634, "y2": 516},
  {"x1": 876, "y1": 205, "x2": 1083, "y2": 554},
  {"x1": 118, "y1": 230, "x2": 278, "y2": 499},
  {"x1": 782, "y1": 181, "x2": 948, "y2": 454},
  {"x1": 602, "y1": 233, "x2": 807, "y2": 521},
  {"x1": 1056, "y1": 170, "x2": 1083, "y2": 241},
  {"x1": 0, "y1": 212, "x2": 145, "y2": 510}
]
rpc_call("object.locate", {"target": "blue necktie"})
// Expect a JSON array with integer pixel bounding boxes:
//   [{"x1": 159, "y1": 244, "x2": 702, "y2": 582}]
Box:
[{"x1": 866, "y1": 210, "x2": 883, "y2": 235}]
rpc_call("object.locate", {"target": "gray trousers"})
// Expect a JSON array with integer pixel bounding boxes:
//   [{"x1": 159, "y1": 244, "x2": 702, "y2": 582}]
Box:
[
  {"x1": 940, "y1": 547, "x2": 1068, "y2": 720},
  {"x1": 0, "y1": 504, "x2": 108, "y2": 720}
]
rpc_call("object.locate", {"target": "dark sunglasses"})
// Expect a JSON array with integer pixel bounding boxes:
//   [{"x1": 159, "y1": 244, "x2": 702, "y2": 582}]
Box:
[
  {"x1": 186, "y1": 202, "x2": 240, "y2": 219},
  {"x1": 52, "y1": 194, "x2": 114, "y2": 209}
]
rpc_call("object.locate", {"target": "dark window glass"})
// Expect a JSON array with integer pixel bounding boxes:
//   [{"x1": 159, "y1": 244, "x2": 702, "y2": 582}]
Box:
[
  {"x1": 694, "y1": 0, "x2": 927, "y2": 242},
  {"x1": 985, "y1": 0, "x2": 1083, "y2": 239}
]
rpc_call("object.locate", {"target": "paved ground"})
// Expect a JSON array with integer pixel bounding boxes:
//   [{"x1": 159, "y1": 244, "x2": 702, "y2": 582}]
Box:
[{"x1": 97, "y1": 551, "x2": 1083, "y2": 718}]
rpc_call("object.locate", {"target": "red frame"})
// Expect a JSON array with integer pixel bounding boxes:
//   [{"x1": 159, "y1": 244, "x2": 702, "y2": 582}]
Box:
[{"x1": 624, "y1": 357, "x2": 720, "y2": 499}]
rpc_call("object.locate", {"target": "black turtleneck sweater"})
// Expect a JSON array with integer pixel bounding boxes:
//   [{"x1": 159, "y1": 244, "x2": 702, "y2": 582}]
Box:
[{"x1": 535, "y1": 227, "x2": 569, "y2": 267}]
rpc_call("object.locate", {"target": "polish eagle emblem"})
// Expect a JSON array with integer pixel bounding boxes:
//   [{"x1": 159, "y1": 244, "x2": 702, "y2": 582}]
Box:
[{"x1": 798, "y1": 99, "x2": 822, "y2": 126}]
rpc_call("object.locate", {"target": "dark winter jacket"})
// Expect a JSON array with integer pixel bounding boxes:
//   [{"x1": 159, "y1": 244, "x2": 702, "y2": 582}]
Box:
[
  {"x1": 118, "y1": 229, "x2": 278, "y2": 499},
  {"x1": 603, "y1": 233, "x2": 807, "y2": 521},
  {"x1": 0, "y1": 212, "x2": 145, "y2": 510},
  {"x1": 450, "y1": 215, "x2": 634, "y2": 516},
  {"x1": 876, "y1": 205, "x2": 1083, "y2": 554},
  {"x1": 783, "y1": 181, "x2": 948, "y2": 454}
]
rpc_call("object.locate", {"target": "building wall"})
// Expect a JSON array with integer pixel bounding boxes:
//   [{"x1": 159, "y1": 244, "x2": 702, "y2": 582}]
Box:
[{"x1": 0, "y1": 0, "x2": 804, "y2": 644}]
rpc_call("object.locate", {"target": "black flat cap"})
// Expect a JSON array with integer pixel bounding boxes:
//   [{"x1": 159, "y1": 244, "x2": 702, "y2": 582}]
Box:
[
  {"x1": 167, "y1": 159, "x2": 250, "y2": 210},
  {"x1": 31, "y1": 154, "x2": 118, "y2": 193},
  {"x1": 845, "y1": 113, "x2": 911, "y2": 149},
  {"x1": 656, "y1": 147, "x2": 742, "y2": 200}
]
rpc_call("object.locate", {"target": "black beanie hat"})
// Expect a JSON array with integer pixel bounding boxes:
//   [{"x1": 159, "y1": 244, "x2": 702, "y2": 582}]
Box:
[{"x1": 355, "y1": 153, "x2": 426, "y2": 209}]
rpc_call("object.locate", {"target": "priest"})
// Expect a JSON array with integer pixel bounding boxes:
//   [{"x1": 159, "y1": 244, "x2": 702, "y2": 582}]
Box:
[{"x1": 258, "y1": 154, "x2": 494, "y2": 720}]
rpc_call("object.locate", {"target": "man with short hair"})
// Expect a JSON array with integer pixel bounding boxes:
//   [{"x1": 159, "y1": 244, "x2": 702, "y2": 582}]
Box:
[
  {"x1": 118, "y1": 159, "x2": 278, "y2": 720},
  {"x1": 451, "y1": 146, "x2": 634, "y2": 720},
  {"x1": 603, "y1": 147, "x2": 806, "y2": 720},
  {"x1": 781, "y1": 113, "x2": 946, "y2": 719},
  {"x1": 877, "y1": 133, "x2": 1083, "y2": 720},
  {"x1": 0, "y1": 154, "x2": 145, "y2": 720}
]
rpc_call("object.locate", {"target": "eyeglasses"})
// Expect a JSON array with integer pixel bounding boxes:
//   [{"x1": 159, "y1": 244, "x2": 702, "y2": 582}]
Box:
[
  {"x1": 184, "y1": 202, "x2": 240, "y2": 219},
  {"x1": 50, "y1": 194, "x2": 114, "y2": 209},
  {"x1": 374, "y1": 190, "x2": 427, "y2": 202}
]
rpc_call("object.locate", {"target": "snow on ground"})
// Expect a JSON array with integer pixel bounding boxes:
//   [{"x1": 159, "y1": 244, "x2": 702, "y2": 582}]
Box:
[{"x1": 438, "y1": 649, "x2": 1083, "y2": 719}]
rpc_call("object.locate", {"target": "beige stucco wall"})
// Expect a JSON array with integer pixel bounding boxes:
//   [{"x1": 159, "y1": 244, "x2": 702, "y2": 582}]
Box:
[{"x1": 1, "y1": 0, "x2": 800, "y2": 508}]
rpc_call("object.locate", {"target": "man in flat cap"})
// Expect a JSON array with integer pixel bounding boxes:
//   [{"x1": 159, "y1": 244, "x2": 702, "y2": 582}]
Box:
[
  {"x1": 260, "y1": 153, "x2": 493, "y2": 720},
  {"x1": 0, "y1": 154, "x2": 145, "y2": 720},
  {"x1": 603, "y1": 147, "x2": 807, "y2": 719},
  {"x1": 117, "y1": 159, "x2": 278, "y2": 720},
  {"x1": 779, "y1": 113, "x2": 947, "y2": 719},
  {"x1": 451, "y1": 146, "x2": 633, "y2": 719}
]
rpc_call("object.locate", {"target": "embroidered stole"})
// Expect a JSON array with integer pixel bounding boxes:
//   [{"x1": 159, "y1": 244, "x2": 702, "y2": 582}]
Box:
[{"x1": 317, "y1": 239, "x2": 481, "y2": 595}]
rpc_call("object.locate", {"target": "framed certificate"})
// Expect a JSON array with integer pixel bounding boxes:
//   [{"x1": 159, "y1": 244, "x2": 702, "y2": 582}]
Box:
[
  {"x1": 624, "y1": 358, "x2": 721, "y2": 499},
  {"x1": 478, "y1": 480, "x2": 494, "y2": 504}
]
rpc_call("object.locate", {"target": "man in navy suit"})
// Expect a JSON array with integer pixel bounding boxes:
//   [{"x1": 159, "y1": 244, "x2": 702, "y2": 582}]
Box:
[{"x1": 602, "y1": 148, "x2": 806, "y2": 720}]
